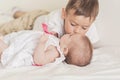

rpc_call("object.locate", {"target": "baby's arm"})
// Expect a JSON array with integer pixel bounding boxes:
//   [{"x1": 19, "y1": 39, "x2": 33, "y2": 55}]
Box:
[
  {"x1": 33, "y1": 34, "x2": 48, "y2": 65},
  {"x1": 33, "y1": 34, "x2": 59, "y2": 65}
]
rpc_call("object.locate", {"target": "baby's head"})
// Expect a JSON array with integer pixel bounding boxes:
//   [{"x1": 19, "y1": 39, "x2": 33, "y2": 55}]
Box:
[
  {"x1": 62, "y1": 0, "x2": 99, "y2": 35},
  {"x1": 60, "y1": 34, "x2": 93, "y2": 66}
]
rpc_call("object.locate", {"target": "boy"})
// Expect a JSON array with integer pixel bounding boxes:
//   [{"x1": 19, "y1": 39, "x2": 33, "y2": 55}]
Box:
[
  {"x1": 0, "y1": 0, "x2": 99, "y2": 44},
  {"x1": 0, "y1": 30, "x2": 92, "y2": 68}
]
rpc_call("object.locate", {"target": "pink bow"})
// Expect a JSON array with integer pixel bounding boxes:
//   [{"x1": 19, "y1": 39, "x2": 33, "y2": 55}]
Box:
[{"x1": 42, "y1": 23, "x2": 52, "y2": 35}]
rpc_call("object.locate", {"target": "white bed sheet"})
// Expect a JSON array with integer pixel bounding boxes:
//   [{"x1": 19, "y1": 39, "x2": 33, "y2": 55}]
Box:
[{"x1": 0, "y1": 45, "x2": 120, "y2": 80}]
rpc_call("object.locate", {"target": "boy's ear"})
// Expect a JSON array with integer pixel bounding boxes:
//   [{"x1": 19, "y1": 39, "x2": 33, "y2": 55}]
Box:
[
  {"x1": 63, "y1": 47, "x2": 68, "y2": 56},
  {"x1": 62, "y1": 8, "x2": 66, "y2": 19}
]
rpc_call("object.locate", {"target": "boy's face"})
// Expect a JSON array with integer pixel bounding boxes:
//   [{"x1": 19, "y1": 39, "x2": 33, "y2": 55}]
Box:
[{"x1": 62, "y1": 9, "x2": 94, "y2": 35}]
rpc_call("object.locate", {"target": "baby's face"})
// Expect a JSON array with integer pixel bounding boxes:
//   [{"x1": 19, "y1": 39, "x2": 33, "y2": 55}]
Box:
[{"x1": 63, "y1": 9, "x2": 94, "y2": 35}]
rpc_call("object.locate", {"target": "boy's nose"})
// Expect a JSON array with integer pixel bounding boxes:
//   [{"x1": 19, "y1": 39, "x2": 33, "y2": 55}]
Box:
[
  {"x1": 74, "y1": 28, "x2": 80, "y2": 34},
  {"x1": 74, "y1": 28, "x2": 85, "y2": 35}
]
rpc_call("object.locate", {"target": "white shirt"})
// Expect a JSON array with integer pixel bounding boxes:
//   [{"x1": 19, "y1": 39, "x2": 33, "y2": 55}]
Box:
[
  {"x1": 33, "y1": 9, "x2": 99, "y2": 44},
  {"x1": 1, "y1": 30, "x2": 65, "y2": 68}
]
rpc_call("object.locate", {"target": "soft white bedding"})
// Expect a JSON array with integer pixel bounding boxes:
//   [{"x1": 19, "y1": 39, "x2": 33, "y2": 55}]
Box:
[{"x1": 0, "y1": 45, "x2": 120, "y2": 80}]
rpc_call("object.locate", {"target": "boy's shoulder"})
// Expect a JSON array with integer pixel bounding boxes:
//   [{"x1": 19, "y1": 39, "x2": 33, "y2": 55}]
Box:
[
  {"x1": 48, "y1": 9, "x2": 62, "y2": 18},
  {"x1": 49, "y1": 9, "x2": 62, "y2": 14}
]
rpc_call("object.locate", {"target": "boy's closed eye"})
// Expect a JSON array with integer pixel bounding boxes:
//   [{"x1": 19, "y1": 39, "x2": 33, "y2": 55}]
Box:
[
  {"x1": 71, "y1": 23, "x2": 77, "y2": 26},
  {"x1": 82, "y1": 26, "x2": 87, "y2": 30},
  {"x1": 82, "y1": 26, "x2": 89, "y2": 30},
  {"x1": 70, "y1": 21, "x2": 79, "y2": 26},
  {"x1": 71, "y1": 23, "x2": 88, "y2": 30}
]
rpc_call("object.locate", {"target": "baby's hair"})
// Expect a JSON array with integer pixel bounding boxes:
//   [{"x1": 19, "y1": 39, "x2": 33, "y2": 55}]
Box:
[
  {"x1": 65, "y1": 35, "x2": 93, "y2": 67},
  {"x1": 65, "y1": 0, "x2": 99, "y2": 20}
]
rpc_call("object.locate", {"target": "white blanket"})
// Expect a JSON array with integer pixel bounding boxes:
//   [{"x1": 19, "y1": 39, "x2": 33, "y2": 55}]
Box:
[
  {"x1": 1, "y1": 31, "x2": 65, "y2": 68},
  {"x1": 0, "y1": 45, "x2": 120, "y2": 80},
  {"x1": 1, "y1": 31, "x2": 41, "y2": 68}
]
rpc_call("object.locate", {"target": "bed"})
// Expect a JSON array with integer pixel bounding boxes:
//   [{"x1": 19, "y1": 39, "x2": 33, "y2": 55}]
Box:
[{"x1": 0, "y1": 0, "x2": 120, "y2": 80}]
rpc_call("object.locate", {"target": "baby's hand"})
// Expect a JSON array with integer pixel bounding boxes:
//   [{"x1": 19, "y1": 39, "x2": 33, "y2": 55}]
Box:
[
  {"x1": 40, "y1": 33, "x2": 48, "y2": 43},
  {"x1": 51, "y1": 31, "x2": 58, "y2": 37}
]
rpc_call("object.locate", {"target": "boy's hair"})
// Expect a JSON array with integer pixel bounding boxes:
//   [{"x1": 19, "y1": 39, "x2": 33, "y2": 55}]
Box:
[
  {"x1": 65, "y1": 0, "x2": 99, "y2": 20},
  {"x1": 65, "y1": 35, "x2": 93, "y2": 67}
]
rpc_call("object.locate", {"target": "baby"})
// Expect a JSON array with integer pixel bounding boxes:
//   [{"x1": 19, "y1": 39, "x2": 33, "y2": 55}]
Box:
[
  {"x1": 63, "y1": 35, "x2": 93, "y2": 67},
  {"x1": 0, "y1": 30, "x2": 93, "y2": 68}
]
